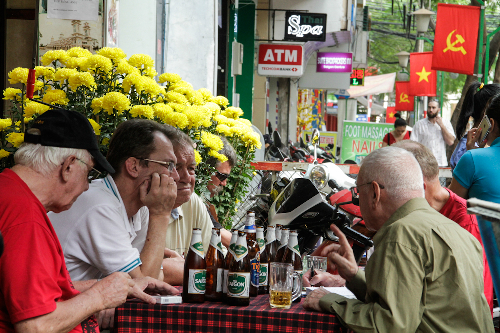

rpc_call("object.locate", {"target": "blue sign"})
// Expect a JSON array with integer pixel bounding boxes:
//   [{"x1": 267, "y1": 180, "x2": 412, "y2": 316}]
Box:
[{"x1": 356, "y1": 114, "x2": 368, "y2": 122}]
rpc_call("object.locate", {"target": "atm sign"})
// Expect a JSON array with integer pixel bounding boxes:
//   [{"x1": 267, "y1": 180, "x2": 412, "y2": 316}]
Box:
[{"x1": 257, "y1": 44, "x2": 304, "y2": 77}]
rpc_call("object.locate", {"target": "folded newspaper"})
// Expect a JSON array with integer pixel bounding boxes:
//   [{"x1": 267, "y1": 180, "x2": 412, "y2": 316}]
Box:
[{"x1": 305, "y1": 287, "x2": 357, "y2": 299}]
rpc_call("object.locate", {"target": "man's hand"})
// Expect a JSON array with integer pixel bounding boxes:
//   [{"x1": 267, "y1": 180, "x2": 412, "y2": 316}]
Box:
[
  {"x1": 320, "y1": 225, "x2": 358, "y2": 282},
  {"x1": 162, "y1": 248, "x2": 185, "y2": 285},
  {"x1": 132, "y1": 276, "x2": 180, "y2": 299},
  {"x1": 140, "y1": 173, "x2": 177, "y2": 216},
  {"x1": 303, "y1": 269, "x2": 346, "y2": 288},
  {"x1": 96, "y1": 309, "x2": 115, "y2": 330},
  {"x1": 303, "y1": 287, "x2": 331, "y2": 312}
]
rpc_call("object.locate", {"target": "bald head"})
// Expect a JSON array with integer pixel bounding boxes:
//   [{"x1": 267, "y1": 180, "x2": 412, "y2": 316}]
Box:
[
  {"x1": 392, "y1": 140, "x2": 439, "y2": 182},
  {"x1": 359, "y1": 147, "x2": 424, "y2": 204}
]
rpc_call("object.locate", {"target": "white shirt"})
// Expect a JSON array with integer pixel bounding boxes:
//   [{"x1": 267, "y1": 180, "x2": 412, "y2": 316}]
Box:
[
  {"x1": 49, "y1": 175, "x2": 148, "y2": 281},
  {"x1": 166, "y1": 193, "x2": 214, "y2": 257},
  {"x1": 410, "y1": 118, "x2": 455, "y2": 167}
]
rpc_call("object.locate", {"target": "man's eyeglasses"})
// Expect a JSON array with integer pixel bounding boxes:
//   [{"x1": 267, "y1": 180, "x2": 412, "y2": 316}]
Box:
[
  {"x1": 76, "y1": 158, "x2": 101, "y2": 181},
  {"x1": 350, "y1": 181, "x2": 385, "y2": 200},
  {"x1": 215, "y1": 171, "x2": 230, "y2": 182},
  {"x1": 137, "y1": 158, "x2": 176, "y2": 173}
]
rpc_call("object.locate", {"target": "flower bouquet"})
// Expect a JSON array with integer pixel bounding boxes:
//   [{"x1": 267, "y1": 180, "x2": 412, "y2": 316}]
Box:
[{"x1": 1, "y1": 47, "x2": 260, "y2": 227}]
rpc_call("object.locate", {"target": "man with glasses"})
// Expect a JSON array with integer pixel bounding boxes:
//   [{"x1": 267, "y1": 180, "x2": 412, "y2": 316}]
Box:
[
  {"x1": 0, "y1": 110, "x2": 177, "y2": 333},
  {"x1": 304, "y1": 147, "x2": 493, "y2": 332},
  {"x1": 50, "y1": 119, "x2": 180, "y2": 290},
  {"x1": 205, "y1": 136, "x2": 236, "y2": 247}
]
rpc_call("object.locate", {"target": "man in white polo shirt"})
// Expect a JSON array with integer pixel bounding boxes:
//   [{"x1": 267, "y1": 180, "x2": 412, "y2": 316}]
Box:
[{"x1": 50, "y1": 119, "x2": 179, "y2": 282}]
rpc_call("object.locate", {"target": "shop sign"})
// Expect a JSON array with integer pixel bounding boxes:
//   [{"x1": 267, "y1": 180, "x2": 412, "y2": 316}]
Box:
[
  {"x1": 302, "y1": 131, "x2": 337, "y2": 153},
  {"x1": 350, "y1": 68, "x2": 365, "y2": 86},
  {"x1": 257, "y1": 44, "x2": 303, "y2": 77},
  {"x1": 340, "y1": 121, "x2": 392, "y2": 163},
  {"x1": 317, "y1": 52, "x2": 353, "y2": 73},
  {"x1": 284, "y1": 12, "x2": 327, "y2": 42}
]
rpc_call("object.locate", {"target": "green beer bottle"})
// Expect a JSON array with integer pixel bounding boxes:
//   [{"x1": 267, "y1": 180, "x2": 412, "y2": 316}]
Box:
[
  {"x1": 227, "y1": 231, "x2": 251, "y2": 306},
  {"x1": 182, "y1": 228, "x2": 206, "y2": 303}
]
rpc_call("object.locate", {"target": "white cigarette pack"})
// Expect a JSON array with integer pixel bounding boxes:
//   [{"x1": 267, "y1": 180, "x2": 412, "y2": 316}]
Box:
[{"x1": 152, "y1": 295, "x2": 183, "y2": 304}]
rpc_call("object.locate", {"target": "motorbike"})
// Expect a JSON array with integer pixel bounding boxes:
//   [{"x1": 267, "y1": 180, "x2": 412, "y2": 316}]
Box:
[{"x1": 267, "y1": 177, "x2": 373, "y2": 263}]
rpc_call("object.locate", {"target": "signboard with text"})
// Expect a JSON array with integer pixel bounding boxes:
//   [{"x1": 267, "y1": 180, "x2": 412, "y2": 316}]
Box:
[
  {"x1": 285, "y1": 12, "x2": 327, "y2": 42},
  {"x1": 258, "y1": 44, "x2": 303, "y2": 77},
  {"x1": 317, "y1": 52, "x2": 352, "y2": 73},
  {"x1": 340, "y1": 121, "x2": 392, "y2": 163},
  {"x1": 350, "y1": 68, "x2": 365, "y2": 86},
  {"x1": 302, "y1": 130, "x2": 337, "y2": 154}
]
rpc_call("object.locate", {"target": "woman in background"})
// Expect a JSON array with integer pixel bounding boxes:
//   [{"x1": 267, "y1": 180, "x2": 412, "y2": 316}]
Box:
[{"x1": 382, "y1": 118, "x2": 411, "y2": 147}]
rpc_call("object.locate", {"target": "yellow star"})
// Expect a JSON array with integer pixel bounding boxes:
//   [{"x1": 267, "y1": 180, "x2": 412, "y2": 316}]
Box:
[
  {"x1": 416, "y1": 66, "x2": 431, "y2": 83},
  {"x1": 388, "y1": 112, "x2": 394, "y2": 118}
]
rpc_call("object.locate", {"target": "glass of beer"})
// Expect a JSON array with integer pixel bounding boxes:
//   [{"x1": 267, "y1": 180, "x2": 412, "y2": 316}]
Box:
[{"x1": 269, "y1": 262, "x2": 301, "y2": 309}]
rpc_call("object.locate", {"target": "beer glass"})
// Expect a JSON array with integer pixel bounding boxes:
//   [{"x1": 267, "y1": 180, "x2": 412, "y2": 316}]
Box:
[{"x1": 269, "y1": 262, "x2": 301, "y2": 309}]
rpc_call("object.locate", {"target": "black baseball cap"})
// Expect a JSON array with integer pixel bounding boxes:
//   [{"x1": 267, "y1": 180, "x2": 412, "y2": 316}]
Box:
[{"x1": 24, "y1": 108, "x2": 115, "y2": 174}]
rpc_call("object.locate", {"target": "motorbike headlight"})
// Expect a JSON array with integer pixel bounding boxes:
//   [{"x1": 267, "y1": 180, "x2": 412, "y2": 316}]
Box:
[{"x1": 310, "y1": 165, "x2": 328, "y2": 190}]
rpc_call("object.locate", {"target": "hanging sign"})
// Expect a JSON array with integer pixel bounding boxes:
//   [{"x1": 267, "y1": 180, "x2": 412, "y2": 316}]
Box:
[
  {"x1": 350, "y1": 68, "x2": 365, "y2": 86},
  {"x1": 257, "y1": 44, "x2": 304, "y2": 77},
  {"x1": 285, "y1": 12, "x2": 327, "y2": 42},
  {"x1": 317, "y1": 52, "x2": 352, "y2": 73}
]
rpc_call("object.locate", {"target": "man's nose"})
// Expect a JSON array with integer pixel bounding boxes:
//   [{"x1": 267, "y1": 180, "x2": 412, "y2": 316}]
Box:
[
  {"x1": 221, "y1": 179, "x2": 227, "y2": 186},
  {"x1": 177, "y1": 167, "x2": 190, "y2": 183},
  {"x1": 170, "y1": 167, "x2": 180, "y2": 182}
]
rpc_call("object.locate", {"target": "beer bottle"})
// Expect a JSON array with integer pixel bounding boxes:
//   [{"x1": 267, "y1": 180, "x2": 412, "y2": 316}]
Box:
[
  {"x1": 227, "y1": 231, "x2": 251, "y2": 306},
  {"x1": 244, "y1": 211, "x2": 260, "y2": 297},
  {"x1": 275, "y1": 228, "x2": 289, "y2": 262},
  {"x1": 256, "y1": 226, "x2": 269, "y2": 294},
  {"x1": 275, "y1": 224, "x2": 283, "y2": 244},
  {"x1": 182, "y1": 228, "x2": 206, "y2": 303},
  {"x1": 205, "y1": 228, "x2": 224, "y2": 301},
  {"x1": 223, "y1": 229, "x2": 238, "y2": 303},
  {"x1": 282, "y1": 230, "x2": 303, "y2": 302},
  {"x1": 267, "y1": 226, "x2": 279, "y2": 263}
]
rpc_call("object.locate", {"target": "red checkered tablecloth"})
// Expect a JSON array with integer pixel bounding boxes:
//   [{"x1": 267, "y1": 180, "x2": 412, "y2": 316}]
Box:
[{"x1": 114, "y1": 294, "x2": 348, "y2": 333}]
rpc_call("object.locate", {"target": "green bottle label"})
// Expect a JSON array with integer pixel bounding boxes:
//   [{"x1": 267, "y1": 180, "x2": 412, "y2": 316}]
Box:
[
  {"x1": 259, "y1": 263, "x2": 268, "y2": 285},
  {"x1": 187, "y1": 269, "x2": 206, "y2": 294},
  {"x1": 233, "y1": 244, "x2": 248, "y2": 262},
  {"x1": 227, "y1": 272, "x2": 250, "y2": 297},
  {"x1": 190, "y1": 242, "x2": 205, "y2": 259}
]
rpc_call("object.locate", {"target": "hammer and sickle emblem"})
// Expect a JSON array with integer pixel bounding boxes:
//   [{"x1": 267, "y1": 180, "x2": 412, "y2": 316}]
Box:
[
  {"x1": 399, "y1": 93, "x2": 409, "y2": 103},
  {"x1": 443, "y1": 30, "x2": 466, "y2": 55}
]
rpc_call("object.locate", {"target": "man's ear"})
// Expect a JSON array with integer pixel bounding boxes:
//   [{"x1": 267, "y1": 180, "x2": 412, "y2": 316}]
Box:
[
  {"x1": 371, "y1": 181, "x2": 382, "y2": 209},
  {"x1": 60, "y1": 155, "x2": 77, "y2": 182},
  {"x1": 124, "y1": 157, "x2": 141, "y2": 178}
]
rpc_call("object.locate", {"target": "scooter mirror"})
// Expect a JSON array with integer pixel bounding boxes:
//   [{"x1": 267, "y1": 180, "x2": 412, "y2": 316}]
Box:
[
  {"x1": 311, "y1": 128, "x2": 320, "y2": 145},
  {"x1": 273, "y1": 130, "x2": 283, "y2": 148}
]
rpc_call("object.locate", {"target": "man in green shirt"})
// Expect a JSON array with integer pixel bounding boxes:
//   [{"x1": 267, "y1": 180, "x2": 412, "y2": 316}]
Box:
[{"x1": 303, "y1": 147, "x2": 493, "y2": 332}]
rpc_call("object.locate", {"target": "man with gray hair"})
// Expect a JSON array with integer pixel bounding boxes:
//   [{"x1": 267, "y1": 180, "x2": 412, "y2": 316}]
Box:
[
  {"x1": 0, "y1": 110, "x2": 177, "y2": 333},
  {"x1": 393, "y1": 140, "x2": 493, "y2": 313},
  {"x1": 304, "y1": 147, "x2": 493, "y2": 332}
]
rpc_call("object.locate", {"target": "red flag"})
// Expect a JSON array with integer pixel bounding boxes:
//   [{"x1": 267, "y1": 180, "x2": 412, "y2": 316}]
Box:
[
  {"x1": 395, "y1": 81, "x2": 414, "y2": 111},
  {"x1": 432, "y1": 4, "x2": 480, "y2": 75},
  {"x1": 410, "y1": 52, "x2": 436, "y2": 97},
  {"x1": 386, "y1": 106, "x2": 397, "y2": 124}
]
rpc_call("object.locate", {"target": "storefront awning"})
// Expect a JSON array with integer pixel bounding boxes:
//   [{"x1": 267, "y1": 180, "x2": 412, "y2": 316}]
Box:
[{"x1": 347, "y1": 73, "x2": 396, "y2": 98}]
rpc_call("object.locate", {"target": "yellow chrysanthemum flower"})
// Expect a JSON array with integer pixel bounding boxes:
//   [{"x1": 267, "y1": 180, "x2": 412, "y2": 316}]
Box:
[
  {"x1": 97, "y1": 47, "x2": 127, "y2": 61},
  {"x1": 198, "y1": 88, "x2": 213, "y2": 101},
  {"x1": 222, "y1": 106, "x2": 244, "y2": 119},
  {"x1": 153, "y1": 103, "x2": 173, "y2": 123},
  {"x1": 215, "y1": 124, "x2": 232, "y2": 137},
  {"x1": 91, "y1": 97, "x2": 104, "y2": 114},
  {"x1": 116, "y1": 59, "x2": 140, "y2": 75},
  {"x1": 23, "y1": 117, "x2": 33, "y2": 123},
  {"x1": 3, "y1": 88, "x2": 22, "y2": 101},
  {"x1": 87, "y1": 118, "x2": 101, "y2": 135},
  {"x1": 213, "y1": 114, "x2": 230, "y2": 125},
  {"x1": 65, "y1": 57, "x2": 87, "y2": 69},
  {"x1": 68, "y1": 72, "x2": 96, "y2": 92},
  {"x1": 201, "y1": 131, "x2": 224, "y2": 151},
  {"x1": 54, "y1": 68, "x2": 78, "y2": 82},
  {"x1": 41, "y1": 50, "x2": 69, "y2": 66},
  {"x1": 43, "y1": 89, "x2": 69, "y2": 105},
  {"x1": 24, "y1": 101, "x2": 50, "y2": 118},
  {"x1": 130, "y1": 105, "x2": 154, "y2": 119},
  {"x1": 67, "y1": 47, "x2": 92, "y2": 58},
  {"x1": 8, "y1": 67, "x2": 29, "y2": 84},
  {"x1": 101, "y1": 92, "x2": 130, "y2": 116},
  {"x1": 83, "y1": 55, "x2": 113, "y2": 73},
  {"x1": 230, "y1": 124, "x2": 245, "y2": 137},
  {"x1": 121, "y1": 73, "x2": 145, "y2": 93},
  {"x1": 166, "y1": 91, "x2": 188, "y2": 105},
  {"x1": 143, "y1": 67, "x2": 158, "y2": 78},
  {"x1": 208, "y1": 149, "x2": 228, "y2": 163},
  {"x1": 204, "y1": 102, "x2": 221, "y2": 115},
  {"x1": 6, "y1": 132, "x2": 24, "y2": 148},
  {"x1": 242, "y1": 131, "x2": 262, "y2": 149},
  {"x1": 163, "y1": 112, "x2": 189, "y2": 129},
  {"x1": 128, "y1": 54, "x2": 154, "y2": 69},
  {"x1": 0, "y1": 118, "x2": 12, "y2": 131},
  {"x1": 237, "y1": 118, "x2": 252, "y2": 127},
  {"x1": 194, "y1": 150, "x2": 202, "y2": 165},
  {"x1": 168, "y1": 80, "x2": 193, "y2": 91},
  {"x1": 34, "y1": 66, "x2": 55, "y2": 80},
  {"x1": 142, "y1": 77, "x2": 162, "y2": 96},
  {"x1": 210, "y1": 96, "x2": 229, "y2": 108},
  {"x1": 158, "y1": 73, "x2": 181, "y2": 84},
  {"x1": 0, "y1": 149, "x2": 9, "y2": 160},
  {"x1": 189, "y1": 91, "x2": 205, "y2": 105},
  {"x1": 34, "y1": 81, "x2": 44, "y2": 92},
  {"x1": 184, "y1": 106, "x2": 212, "y2": 129},
  {"x1": 101, "y1": 137, "x2": 110, "y2": 146},
  {"x1": 167, "y1": 102, "x2": 186, "y2": 113}
]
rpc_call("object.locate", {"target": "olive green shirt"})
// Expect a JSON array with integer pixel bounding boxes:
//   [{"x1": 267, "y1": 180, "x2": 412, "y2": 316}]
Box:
[{"x1": 319, "y1": 198, "x2": 493, "y2": 333}]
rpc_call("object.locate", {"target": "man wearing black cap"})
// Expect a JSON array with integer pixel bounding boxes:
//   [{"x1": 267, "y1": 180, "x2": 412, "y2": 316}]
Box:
[{"x1": 0, "y1": 109, "x2": 178, "y2": 333}]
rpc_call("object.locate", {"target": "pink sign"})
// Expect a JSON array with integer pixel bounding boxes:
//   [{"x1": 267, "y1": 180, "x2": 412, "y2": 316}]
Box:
[{"x1": 316, "y1": 52, "x2": 352, "y2": 73}]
